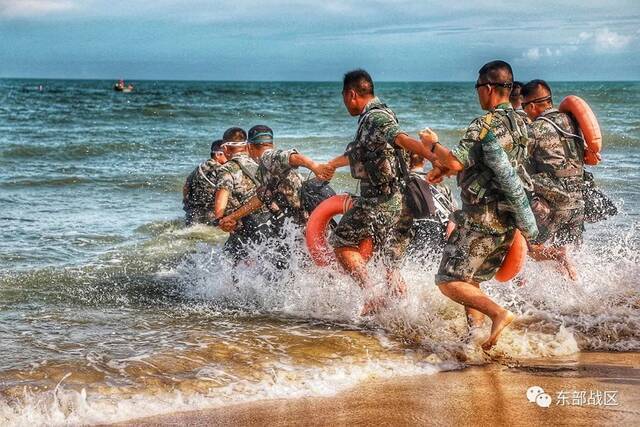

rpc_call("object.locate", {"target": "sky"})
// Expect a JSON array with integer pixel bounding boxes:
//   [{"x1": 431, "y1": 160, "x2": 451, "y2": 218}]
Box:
[{"x1": 1, "y1": 0, "x2": 639, "y2": 81}]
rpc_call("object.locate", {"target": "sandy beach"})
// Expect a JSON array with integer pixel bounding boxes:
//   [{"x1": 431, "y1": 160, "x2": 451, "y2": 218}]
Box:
[{"x1": 117, "y1": 352, "x2": 639, "y2": 426}]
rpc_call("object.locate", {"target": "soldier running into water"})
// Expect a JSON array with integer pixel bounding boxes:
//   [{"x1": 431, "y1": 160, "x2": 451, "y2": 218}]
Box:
[
  {"x1": 219, "y1": 125, "x2": 332, "y2": 233},
  {"x1": 183, "y1": 139, "x2": 227, "y2": 226},
  {"x1": 521, "y1": 79, "x2": 586, "y2": 280},
  {"x1": 214, "y1": 127, "x2": 272, "y2": 264},
  {"x1": 321, "y1": 69, "x2": 438, "y2": 315},
  {"x1": 218, "y1": 125, "x2": 332, "y2": 269},
  {"x1": 420, "y1": 60, "x2": 538, "y2": 350}
]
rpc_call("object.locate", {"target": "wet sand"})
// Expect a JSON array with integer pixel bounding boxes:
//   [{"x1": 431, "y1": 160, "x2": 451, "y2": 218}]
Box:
[{"x1": 118, "y1": 352, "x2": 639, "y2": 426}]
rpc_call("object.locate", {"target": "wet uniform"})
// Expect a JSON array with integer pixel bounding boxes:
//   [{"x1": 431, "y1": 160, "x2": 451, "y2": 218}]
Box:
[
  {"x1": 527, "y1": 108, "x2": 585, "y2": 246},
  {"x1": 255, "y1": 148, "x2": 307, "y2": 228},
  {"x1": 217, "y1": 152, "x2": 272, "y2": 260},
  {"x1": 183, "y1": 159, "x2": 222, "y2": 226},
  {"x1": 330, "y1": 97, "x2": 408, "y2": 267},
  {"x1": 436, "y1": 103, "x2": 532, "y2": 284}
]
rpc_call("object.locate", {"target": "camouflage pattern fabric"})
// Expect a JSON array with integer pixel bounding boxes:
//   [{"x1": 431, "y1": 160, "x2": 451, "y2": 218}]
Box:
[
  {"x1": 527, "y1": 109, "x2": 584, "y2": 210},
  {"x1": 515, "y1": 108, "x2": 532, "y2": 125},
  {"x1": 330, "y1": 192, "x2": 403, "y2": 262},
  {"x1": 344, "y1": 97, "x2": 406, "y2": 197},
  {"x1": 530, "y1": 198, "x2": 583, "y2": 246},
  {"x1": 216, "y1": 152, "x2": 261, "y2": 215},
  {"x1": 255, "y1": 148, "x2": 307, "y2": 224},
  {"x1": 439, "y1": 103, "x2": 535, "y2": 284},
  {"x1": 436, "y1": 223, "x2": 517, "y2": 284},
  {"x1": 183, "y1": 159, "x2": 222, "y2": 226},
  {"x1": 452, "y1": 104, "x2": 531, "y2": 235}
]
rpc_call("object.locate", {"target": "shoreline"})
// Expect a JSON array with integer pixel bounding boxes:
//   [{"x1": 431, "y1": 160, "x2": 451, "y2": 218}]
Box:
[{"x1": 116, "y1": 352, "x2": 640, "y2": 426}]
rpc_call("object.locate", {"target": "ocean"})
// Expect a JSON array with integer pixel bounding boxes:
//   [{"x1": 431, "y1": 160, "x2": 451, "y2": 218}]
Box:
[{"x1": 1, "y1": 79, "x2": 639, "y2": 425}]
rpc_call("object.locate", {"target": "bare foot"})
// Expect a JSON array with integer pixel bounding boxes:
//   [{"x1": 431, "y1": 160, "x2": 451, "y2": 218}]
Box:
[{"x1": 481, "y1": 310, "x2": 515, "y2": 351}]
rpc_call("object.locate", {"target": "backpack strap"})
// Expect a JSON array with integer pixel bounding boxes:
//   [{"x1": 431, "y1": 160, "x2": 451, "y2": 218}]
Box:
[{"x1": 198, "y1": 163, "x2": 218, "y2": 189}]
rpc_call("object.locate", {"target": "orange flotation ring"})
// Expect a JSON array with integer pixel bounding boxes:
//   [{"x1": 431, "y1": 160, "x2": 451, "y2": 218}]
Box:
[
  {"x1": 558, "y1": 95, "x2": 601, "y2": 166},
  {"x1": 445, "y1": 223, "x2": 527, "y2": 282},
  {"x1": 306, "y1": 194, "x2": 374, "y2": 266},
  {"x1": 494, "y1": 229, "x2": 528, "y2": 282}
]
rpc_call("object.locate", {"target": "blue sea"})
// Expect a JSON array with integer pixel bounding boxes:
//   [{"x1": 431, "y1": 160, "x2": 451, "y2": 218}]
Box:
[{"x1": 1, "y1": 79, "x2": 638, "y2": 424}]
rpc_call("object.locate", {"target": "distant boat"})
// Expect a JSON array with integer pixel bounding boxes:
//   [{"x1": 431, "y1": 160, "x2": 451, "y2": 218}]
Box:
[{"x1": 114, "y1": 80, "x2": 134, "y2": 93}]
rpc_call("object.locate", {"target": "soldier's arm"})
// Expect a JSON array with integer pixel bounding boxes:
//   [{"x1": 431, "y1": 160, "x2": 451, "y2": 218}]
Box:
[
  {"x1": 214, "y1": 169, "x2": 234, "y2": 219},
  {"x1": 219, "y1": 195, "x2": 264, "y2": 232},
  {"x1": 214, "y1": 188, "x2": 230, "y2": 219},
  {"x1": 289, "y1": 152, "x2": 333, "y2": 180}
]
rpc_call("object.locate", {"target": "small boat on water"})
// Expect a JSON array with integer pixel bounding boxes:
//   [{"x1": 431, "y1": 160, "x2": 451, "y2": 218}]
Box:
[{"x1": 114, "y1": 80, "x2": 134, "y2": 92}]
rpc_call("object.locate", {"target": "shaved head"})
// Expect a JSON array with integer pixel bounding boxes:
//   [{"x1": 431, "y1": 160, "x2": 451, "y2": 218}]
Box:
[{"x1": 521, "y1": 79, "x2": 552, "y2": 101}]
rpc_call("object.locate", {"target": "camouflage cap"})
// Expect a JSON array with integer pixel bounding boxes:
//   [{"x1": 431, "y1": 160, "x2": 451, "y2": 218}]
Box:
[{"x1": 248, "y1": 125, "x2": 274, "y2": 145}]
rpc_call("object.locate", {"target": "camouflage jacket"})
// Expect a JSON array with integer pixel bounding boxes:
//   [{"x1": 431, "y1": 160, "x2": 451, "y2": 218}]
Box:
[
  {"x1": 256, "y1": 148, "x2": 306, "y2": 222},
  {"x1": 527, "y1": 109, "x2": 584, "y2": 210},
  {"x1": 216, "y1": 152, "x2": 261, "y2": 216},
  {"x1": 344, "y1": 97, "x2": 407, "y2": 198},
  {"x1": 183, "y1": 159, "x2": 221, "y2": 212},
  {"x1": 452, "y1": 103, "x2": 532, "y2": 234}
]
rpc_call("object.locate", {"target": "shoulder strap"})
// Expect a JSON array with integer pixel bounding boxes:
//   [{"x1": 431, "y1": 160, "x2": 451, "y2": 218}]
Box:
[
  {"x1": 198, "y1": 163, "x2": 218, "y2": 189},
  {"x1": 536, "y1": 116, "x2": 584, "y2": 141},
  {"x1": 230, "y1": 158, "x2": 261, "y2": 187}
]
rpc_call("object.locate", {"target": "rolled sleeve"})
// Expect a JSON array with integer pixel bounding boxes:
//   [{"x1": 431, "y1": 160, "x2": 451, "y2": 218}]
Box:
[
  {"x1": 216, "y1": 170, "x2": 234, "y2": 192},
  {"x1": 370, "y1": 111, "x2": 406, "y2": 146}
]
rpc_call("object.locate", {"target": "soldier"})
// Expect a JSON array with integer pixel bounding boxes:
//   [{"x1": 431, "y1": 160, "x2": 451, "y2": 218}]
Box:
[
  {"x1": 218, "y1": 125, "x2": 331, "y2": 233},
  {"x1": 214, "y1": 127, "x2": 272, "y2": 263},
  {"x1": 322, "y1": 69, "x2": 436, "y2": 315},
  {"x1": 511, "y1": 81, "x2": 531, "y2": 124},
  {"x1": 521, "y1": 79, "x2": 585, "y2": 280},
  {"x1": 420, "y1": 60, "x2": 538, "y2": 350},
  {"x1": 182, "y1": 139, "x2": 227, "y2": 226}
]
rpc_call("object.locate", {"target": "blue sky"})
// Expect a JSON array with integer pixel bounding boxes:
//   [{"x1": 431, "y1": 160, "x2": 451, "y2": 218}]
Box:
[{"x1": 1, "y1": 0, "x2": 639, "y2": 81}]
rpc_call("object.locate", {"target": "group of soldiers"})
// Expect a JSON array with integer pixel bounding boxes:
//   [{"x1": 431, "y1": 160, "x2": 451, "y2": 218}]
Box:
[{"x1": 183, "y1": 60, "x2": 598, "y2": 350}]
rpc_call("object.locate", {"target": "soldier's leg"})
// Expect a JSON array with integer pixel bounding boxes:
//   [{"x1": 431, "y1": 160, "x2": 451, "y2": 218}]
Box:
[
  {"x1": 331, "y1": 204, "x2": 375, "y2": 289},
  {"x1": 435, "y1": 226, "x2": 516, "y2": 349},
  {"x1": 383, "y1": 203, "x2": 414, "y2": 297}
]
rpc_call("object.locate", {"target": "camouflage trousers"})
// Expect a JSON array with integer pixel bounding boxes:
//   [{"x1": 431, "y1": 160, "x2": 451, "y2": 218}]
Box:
[
  {"x1": 435, "y1": 223, "x2": 516, "y2": 285},
  {"x1": 531, "y1": 198, "x2": 584, "y2": 247},
  {"x1": 330, "y1": 192, "x2": 408, "y2": 267}
]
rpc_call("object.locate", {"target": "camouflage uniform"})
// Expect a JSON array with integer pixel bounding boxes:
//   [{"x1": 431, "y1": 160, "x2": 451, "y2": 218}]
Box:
[
  {"x1": 527, "y1": 108, "x2": 584, "y2": 246},
  {"x1": 255, "y1": 148, "x2": 307, "y2": 226},
  {"x1": 330, "y1": 97, "x2": 408, "y2": 267},
  {"x1": 515, "y1": 108, "x2": 532, "y2": 125},
  {"x1": 436, "y1": 103, "x2": 533, "y2": 284},
  {"x1": 183, "y1": 159, "x2": 222, "y2": 226},
  {"x1": 217, "y1": 152, "x2": 272, "y2": 260}
]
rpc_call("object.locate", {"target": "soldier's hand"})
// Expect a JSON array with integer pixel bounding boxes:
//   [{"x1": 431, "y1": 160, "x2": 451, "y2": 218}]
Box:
[
  {"x1": 315, "y1": 163, "x2": 336, "y2": 181},
  {"x1": 219, "y1": 217, "x2": 237, "y2": 232},
  {"x1": 426, "y1": 166, "x2": 446, "y2": 184},
  {"x1": 419, "y1": 128, "x2": 438, "y2": 145}
]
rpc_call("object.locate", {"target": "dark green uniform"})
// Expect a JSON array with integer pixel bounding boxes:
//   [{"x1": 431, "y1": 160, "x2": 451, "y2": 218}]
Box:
[
  {"x1": 217, "y1": 152, "x2": 272, "y2": 260},
  {"x1": 527, "y1": 108, "x2": 584, "y2": 246},
  {"x1": 330, "y1": 97, "x2": 408, "y2": 267},
  {"x1": 183, "y1": 159, "x2": 222, "y2": 226},
  {"x1": 436, "y1": 103, "x2": 536, "y2": 284}
]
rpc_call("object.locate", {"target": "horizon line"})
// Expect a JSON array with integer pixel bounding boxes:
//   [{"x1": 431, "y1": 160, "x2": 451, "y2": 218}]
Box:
[{"x1": 2, "y1": 77, "x2": 639, "y2": 84}]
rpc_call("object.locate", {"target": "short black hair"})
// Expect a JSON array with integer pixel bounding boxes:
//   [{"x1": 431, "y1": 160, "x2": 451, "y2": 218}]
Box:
[
  {"x1": 222, "y1": 127, "x2": 247, "y2": 142},
  {"x1": 521, "y1": 79, "x2": 552, "y2": 100},
  {"x1": 343, "y1": 69, "x2": 374, "y2": 96},
  {"x1": 478, "y1": 60, "x2": 513, "y2": 95},
  {"x1": 210, "y1": 139, "x2": 224, "y2": 156},
  {"x1": 248, "y1": 125, "x2": 274, "y2": 145}
]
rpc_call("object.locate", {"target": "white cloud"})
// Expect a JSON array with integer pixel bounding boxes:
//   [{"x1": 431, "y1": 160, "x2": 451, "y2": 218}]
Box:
[
  {"x1": 523, "y1": 46, "x2": 562, "y2": 61},
  {"x1": 594, "y1": 28, "x2": 632, "y2": 51},
  {"x1": 0, "y1": 0, "x2": 76, "y2": 17}
]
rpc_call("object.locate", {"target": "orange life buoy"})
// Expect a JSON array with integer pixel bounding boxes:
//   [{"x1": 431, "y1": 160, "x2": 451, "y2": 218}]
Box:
[
  {"x1": 445, "y1": 223, "x2": 527, "y2": 282},
  {"x1": 558, "y1": 95, "x2": 601, "y2": 166},
  {"x1": 494, "y1": 229, "x2": 528, "y2": 282},
  {"x1": 305, "y1": 194, "x2": 374, "y2": 266}
]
